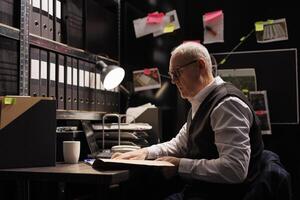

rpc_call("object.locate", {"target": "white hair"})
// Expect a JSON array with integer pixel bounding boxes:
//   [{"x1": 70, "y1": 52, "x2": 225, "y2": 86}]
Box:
[{"x1": 171, "y1": 42, "x2": 212, "y2": 74}]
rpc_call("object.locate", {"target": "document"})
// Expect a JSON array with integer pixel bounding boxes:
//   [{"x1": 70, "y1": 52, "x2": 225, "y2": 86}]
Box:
[
  {"x1": 91, "y1": 158, "x2": 174, "y2": 170},
  {"x1": 93, "y1": 123, "x2": 152, "y2": 131},
  {"x1": 126, "y1": 103, "x2": 156, "y2": 123}
]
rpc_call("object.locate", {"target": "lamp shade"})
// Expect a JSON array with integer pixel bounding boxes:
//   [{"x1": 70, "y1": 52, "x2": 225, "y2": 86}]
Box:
[{"x1": 97, "y1": 60, "x2": 125, "y2": 90}]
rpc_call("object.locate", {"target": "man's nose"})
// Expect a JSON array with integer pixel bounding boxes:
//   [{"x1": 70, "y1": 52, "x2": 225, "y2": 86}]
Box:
[{"x1": 171, "y1": 78, "x2": 177, "y2": 84}]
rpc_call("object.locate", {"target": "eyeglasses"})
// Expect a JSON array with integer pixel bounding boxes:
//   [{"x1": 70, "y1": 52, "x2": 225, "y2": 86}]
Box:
[{"x1": 168, "y1": 60, "x2": 198, "y2": 81}]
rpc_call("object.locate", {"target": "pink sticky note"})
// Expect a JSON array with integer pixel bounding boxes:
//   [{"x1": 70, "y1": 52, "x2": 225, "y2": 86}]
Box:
[
  {"x1": 143, "y1": 68, "x2": 151, "y2": 75},
  {"x1": 204, "y1": 10, "x2": 223, "y2": 23},
  {"x1": 183, "y1": 40, "x2": 201, "y2": 44},
  {"x1": 147, "y1": 12, "x2": 165, "y2": 24}
]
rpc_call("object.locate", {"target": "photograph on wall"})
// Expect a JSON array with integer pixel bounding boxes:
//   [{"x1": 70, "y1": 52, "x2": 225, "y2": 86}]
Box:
[
  {"x1": 217, "y1": 68, "x2": 257, "y2": 93},
  {"x1": 133, "y1": 10, "x2": 180, "y2": 38},
  {"x1": 255, "y1": 18, "x2": 288, "y2": 43},
  {"x1": 203, "y1": 10, "x2": 224, "y2": 44},
  {"x1": 249, "y1": 91, "x2": 272, "y2": 135},
  {"x1": 133, "y1": 68, "x2": 161, "y2": 92}
]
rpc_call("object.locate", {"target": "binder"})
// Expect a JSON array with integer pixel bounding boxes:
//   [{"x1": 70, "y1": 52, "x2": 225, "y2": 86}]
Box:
[
  {"x1": 55, "y1": 0, "x2": 62, "y2": 42},
  {"x1": 64, "y1": 0, "x2": 84, "y2": 48},
  {"x1": 103, "y1": 90, "x2": 110, "y2": 112},
  {"x1": 65, "y1": 56, "x2": 72, "y2": 110},
  {"x1": 48, "y1": 52, "x2": 56, "y2": 100},
  {"x1": 41, "y1": 0, "x2": 49, "y2": 38},
  {"x1": 89, "y1": 62, "x2": 96, "y2": 111},
  {"x1": 57, "y1": 54, "x2": 65, "y2": 109},
  {"x1": 0, "y1": 36, "x2": 18, "y2": 96},
  {"x1": 0, "y1": 0, "x2": 14, "y2": 26},
  {"x1": 84, "y1": 61, "x2": 90, "y2": 111},
  {"x1": 113, "y1": 91, "x2": 120, "y2": 113},
  {"x1": 30, "y1": 0, "x2": 41, "y2": 36},
  {"x1": 95, "y1": 65, "x2": 101, "y2": 111},
  {"x1": 40, "y1": 49, "x2": 48, "y2": 97},
  {"x1": 48, "y1": 0, "x2": 54, "y2": 40},
  {"x1": 72, "y1": 58, "x2": 78, "y2": 110},
  {"x1": 30, "y1": 47, "x2": 40, "y2": 97},
  {"x1": 78, "y1": 60, "x2": 85, "y2": 110}
]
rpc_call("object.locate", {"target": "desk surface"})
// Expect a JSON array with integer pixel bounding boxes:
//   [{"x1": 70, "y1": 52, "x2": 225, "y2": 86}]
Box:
[{"x1": 0, "y1": 163, "x2": 129, "y2": 185}]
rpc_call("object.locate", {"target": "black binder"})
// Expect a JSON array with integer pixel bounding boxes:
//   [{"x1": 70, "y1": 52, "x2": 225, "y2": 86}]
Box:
[
  {"x1": 89, "y1": 62, "x2": 96, "y2": 111},
  {"x1": 105, "y1": 90, "x2": 112, "y2": 112},
  {"x1": 99, "y1": 91, "x2": 105, "y2": 112},
  {"x1": 0, "y1": 36, "x2": 18, "y2": 96},
  {"x1": 29, "y1": 47, "x2": 40, "y2": 97},
  {"x1": 112, "y1": 91, "x2": 120, "y2": 113},
  {"x1": 30, "y1": 0, "x2": 41, "y2": 36},
  {"x1": 95, "y1": 64, "x2": 101, "y2": 111},
  {"x1": 72, "y1": 58, "x2": 78, "y2": 110},
  {"x1": 65, "y1": 56, "x2": 72, "y2": 110},
  {"x1": 64, "y1": 0, "x2": 84, "y2": 48},
  {"x1": 48, "y1": 0, "x2": 54, "y2": 40},
  {"x1": 84, "y1": 61, "x2": 90, "y2": 111},
  {"x1": 48, "y1": 52, "x2": 56, "y2": 100},
  {"x1": 0, "y1": 0, "x2": 14, "y2": 26},
  {"x1": 78, "y1": 60, "x2": 85, "y2": 110},
  {"x1": 40, "y1": 49, "x2": 48, "y2": 97},
  {"x1": 57, "y1": 54, "x2": 65, "y2": 109},
  {"x1": 40, "y1": 0, "x2": 49, "y2": 38},
  {"x1": 55, "y1": 0, "x2": 62, "y2": 42}
]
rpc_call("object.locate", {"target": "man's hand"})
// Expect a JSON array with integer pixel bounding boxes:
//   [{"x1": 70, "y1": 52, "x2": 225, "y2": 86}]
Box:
[
  {"x1": 156, "y1": 156, "x2": 180, "y2": 179},
  {"x1": 111, "y1": 148, "x2": 148, "y2": 160}
]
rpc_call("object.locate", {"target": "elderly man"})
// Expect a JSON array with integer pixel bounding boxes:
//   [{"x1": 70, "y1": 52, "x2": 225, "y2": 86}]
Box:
[{"x1": 113, "y1": 42, "x2": 264, "y2": 200}]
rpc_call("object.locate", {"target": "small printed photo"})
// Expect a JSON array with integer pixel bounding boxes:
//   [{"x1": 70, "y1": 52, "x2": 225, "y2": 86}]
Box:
[{"x1": 133, "y1": 68, "x2": 161, "y2": 92}]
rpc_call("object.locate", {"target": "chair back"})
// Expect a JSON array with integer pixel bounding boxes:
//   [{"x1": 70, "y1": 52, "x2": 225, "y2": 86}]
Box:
[{"x1": 243, "y1": 150, "x2": 292, "y2": 200}]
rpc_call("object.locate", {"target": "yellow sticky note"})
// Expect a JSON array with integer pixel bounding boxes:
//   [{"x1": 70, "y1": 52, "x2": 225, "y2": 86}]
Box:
[
  {"x1": 219, "y1": 58, "x2": 226, "y2": 65},
  {"x1": 255, "y1": 21, "x2": 264, "y2": 31},
  {"x1": 3, "y1": 97, "x2": 16, "y2": 105},
  {"x1": 163, "y1": 23, "x2": 175, "y2": 33}
]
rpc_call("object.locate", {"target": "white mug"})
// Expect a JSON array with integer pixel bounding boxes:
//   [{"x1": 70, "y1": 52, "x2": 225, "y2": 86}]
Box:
[{"x1": 63, "y1": 141, "x2": 80, "y2": 164}]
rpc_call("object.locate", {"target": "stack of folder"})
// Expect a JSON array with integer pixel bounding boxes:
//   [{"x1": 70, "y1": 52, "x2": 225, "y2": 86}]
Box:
[
  {"x1": 29, "y1": 46, "x2": 120, "y2": 112},
  {"x1": 29, "y1": 0, "x2": 60, "y2": 41}
]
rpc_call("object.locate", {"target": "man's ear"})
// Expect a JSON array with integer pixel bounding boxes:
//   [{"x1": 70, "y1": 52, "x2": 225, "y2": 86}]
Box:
[{"x1": 197, "y1": 59, "x2": 206, "y2": 73}]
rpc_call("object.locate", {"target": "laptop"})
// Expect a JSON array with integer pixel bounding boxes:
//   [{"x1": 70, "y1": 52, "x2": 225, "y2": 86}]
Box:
[{"x1": 81, "y1": 120, "x2": 113, "y2": 158}]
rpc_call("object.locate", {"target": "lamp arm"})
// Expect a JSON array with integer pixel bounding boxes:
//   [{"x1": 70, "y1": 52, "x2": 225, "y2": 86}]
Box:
[{"x1": 119, "y1": 84, "x2": 130, "y2": 95}]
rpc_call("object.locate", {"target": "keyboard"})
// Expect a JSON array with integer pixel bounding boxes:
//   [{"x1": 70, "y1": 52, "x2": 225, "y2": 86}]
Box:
[{"x1": 95, "y1": 151, "x2": 113, "y2": 159}]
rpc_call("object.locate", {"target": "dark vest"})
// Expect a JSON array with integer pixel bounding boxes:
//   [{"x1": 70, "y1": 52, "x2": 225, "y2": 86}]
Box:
[{"x1": 184, "y1": 83, "x2": 264, "y2": 199}]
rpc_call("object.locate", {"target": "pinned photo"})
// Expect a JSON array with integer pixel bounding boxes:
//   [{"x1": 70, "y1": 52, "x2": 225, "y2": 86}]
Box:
[{"x1": 133, "y1": 68, "x2": 161, "y2": 92}]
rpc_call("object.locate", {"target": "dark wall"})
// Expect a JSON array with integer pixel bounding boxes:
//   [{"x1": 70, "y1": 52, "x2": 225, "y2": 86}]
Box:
[{"x1": 120, "y1": 0, "x2": 299, "y2": 199}]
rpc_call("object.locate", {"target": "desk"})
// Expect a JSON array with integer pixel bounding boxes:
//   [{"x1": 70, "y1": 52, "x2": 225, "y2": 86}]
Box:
[{"x1": 0, "y1": 163, "x2": 129, "y2": 200}]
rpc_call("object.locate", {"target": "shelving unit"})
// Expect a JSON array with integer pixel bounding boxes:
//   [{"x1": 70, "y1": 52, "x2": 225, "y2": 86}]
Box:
[{"x1": 0, "y1": 0, "x2": 121, "y2": 113}]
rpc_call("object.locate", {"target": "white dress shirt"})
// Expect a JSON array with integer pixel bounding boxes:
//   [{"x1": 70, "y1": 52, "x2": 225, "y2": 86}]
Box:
[{"x1": 146, "y1": 76, "x2": 253, "y2": 184}]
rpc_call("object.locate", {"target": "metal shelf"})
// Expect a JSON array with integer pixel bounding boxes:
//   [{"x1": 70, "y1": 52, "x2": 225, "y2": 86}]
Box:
[
  {"x1": 0, "y1": 23, "x2": 20, "y2": 40},
  {"x1": 29, "y1": 34, "x2": 119, "y2": 63},
  {"x1": 56, "y1": 110, "x2": 106, "y2": 120}
]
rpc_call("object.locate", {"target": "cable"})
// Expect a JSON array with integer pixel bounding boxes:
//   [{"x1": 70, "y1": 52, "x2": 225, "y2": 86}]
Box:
[{"x1": 219, "y1": 29, "x2": 255, "y2": 66}]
